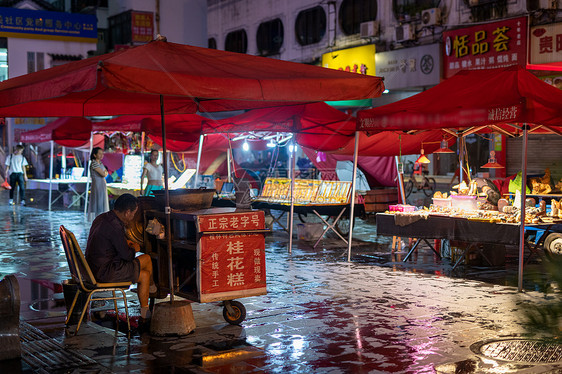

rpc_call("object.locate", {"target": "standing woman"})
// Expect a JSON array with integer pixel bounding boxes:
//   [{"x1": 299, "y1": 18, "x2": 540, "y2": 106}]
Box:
[
  {"x1": 140, "y1": 149, "x2": 163, "y2": 196},
  {"x1": 89, "y1": 147, "x2": 109, "y2": 217}
]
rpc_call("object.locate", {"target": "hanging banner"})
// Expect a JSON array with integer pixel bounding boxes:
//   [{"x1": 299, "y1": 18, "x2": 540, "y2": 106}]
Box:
[
  {"x1": 529, "y1": 22, "x2": 562, "y2": 65},
  {"x1": 0, "y1": 7, "x2": 96, "y2": 42},
  {"x1": 443, "y1": 17, "x2": 527, "y2": 78}
]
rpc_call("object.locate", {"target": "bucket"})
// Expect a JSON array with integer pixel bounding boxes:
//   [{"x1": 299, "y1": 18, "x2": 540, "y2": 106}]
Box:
[{"x1": 62, "y1": 279, "x2": 89, "y2": 325}]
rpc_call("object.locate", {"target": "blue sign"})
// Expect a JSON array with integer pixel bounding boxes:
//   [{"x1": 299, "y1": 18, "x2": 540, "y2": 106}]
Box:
[{"x1": 0, "y1": 7, "x2": 97, "y2": 41}]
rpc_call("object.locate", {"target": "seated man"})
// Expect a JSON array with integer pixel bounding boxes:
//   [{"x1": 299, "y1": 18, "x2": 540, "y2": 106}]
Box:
[{"x1": 85, "y1": 193, "x2": 155, "y2": 320}]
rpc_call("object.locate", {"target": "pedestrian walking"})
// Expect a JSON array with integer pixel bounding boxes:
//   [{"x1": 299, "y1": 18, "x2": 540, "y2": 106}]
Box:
[
  {"x1": 5, "y1": 144, "x2": 28, "y2": 206},
  {"x1": 88, "y1": 147, "x2": 109, "y2": 218}
]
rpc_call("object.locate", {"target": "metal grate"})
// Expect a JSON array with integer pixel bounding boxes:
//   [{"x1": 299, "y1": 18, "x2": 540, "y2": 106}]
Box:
[
  {"x1": 20, "y1": 322, "x2": 98, "y2": 372},
  {"x1": 479, "y1": 339, "x2": 562, "y2": 363}
]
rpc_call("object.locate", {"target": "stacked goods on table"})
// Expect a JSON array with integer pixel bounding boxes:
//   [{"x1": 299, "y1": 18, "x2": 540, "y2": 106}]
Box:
[
  {"x1": 385, "y1": 175, "x2": 562, "y2": 225},
  {"x1": 256, "y1": 177, "x2": 351, "y2": 205}
]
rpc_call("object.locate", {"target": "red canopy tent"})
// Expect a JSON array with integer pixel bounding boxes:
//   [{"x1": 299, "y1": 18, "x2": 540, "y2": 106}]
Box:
[
  {"x1": 94, "y1": 114, "x2": 205, "y2": 152},
  {"x1": 0, "y1": 39, "x2": 384, "y2": 301},
  {"x1": 357, "y1": 65, "x2": 562, "y2": 134},
  {"x1": 21, "y1": 117, "x2": 92, "y2": 147},
  {"x1": 203, "y1": 102, "x2": 356, "y2": 152},
  {"x1": 357, "y1": 65, "x2": 562, "y2": 291}
]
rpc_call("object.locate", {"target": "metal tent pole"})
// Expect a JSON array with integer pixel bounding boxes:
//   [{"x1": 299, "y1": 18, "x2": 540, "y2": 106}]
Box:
[
  {"x1": 395, "y1": 156, "x2": 406, "y2": 204},
  {"x1": 48, "y1": 141, "x2": 53, "y2": 211},
  {"x1": 227, "y1": 145, "x2": 232, "y2": 183},
  {"x1": 195, "y1": 134, "x2": 204, "y2": 186},
  {"x1": 347, "y1": 131, "x2": 359, "y2": 262},
  {"x1": 518, "y1": 124, "x2": 529, "y2": 292},
  {"x1": 160, "y1": 95, "x2": 174, "y2": 303},
  {"x1": 288, "y1": 137, "x2": 296, "y2": 253},
  {"x1": 84, "y1": 133, "x2": 93, "y2": 214},
  {"x1": 140, "y1": 131, "x2": 145, "y2": 194}
]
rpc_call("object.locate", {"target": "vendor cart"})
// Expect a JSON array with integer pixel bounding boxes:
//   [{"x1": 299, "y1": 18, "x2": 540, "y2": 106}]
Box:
[{"x1": 143, "y1": 207, "x2": 269, "y2": 325}]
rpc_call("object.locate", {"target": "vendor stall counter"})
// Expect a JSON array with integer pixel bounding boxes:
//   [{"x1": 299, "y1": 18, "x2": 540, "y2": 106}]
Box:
[
  {"x1": 27, "y1": 177, "x2": 88, "y2": 209},
  {"x1": 143, "y1": 207, "x2": 269, "y2": 324},
  {"x1": 252, "y1": 177, "x2": 359, "y2": 247},
  {"x1": 376, "y1": 213, "x2": 521, "y2": 269}
]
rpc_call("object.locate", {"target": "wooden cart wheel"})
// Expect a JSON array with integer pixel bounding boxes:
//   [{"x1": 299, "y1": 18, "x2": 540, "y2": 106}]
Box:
[{"x1": 223, "y1": 300, "x2": 246, "y2": 325}]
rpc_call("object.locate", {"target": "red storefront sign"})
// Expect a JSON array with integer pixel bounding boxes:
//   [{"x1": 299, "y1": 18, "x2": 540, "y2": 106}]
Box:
[
  {"x1": 198, "y1": 211, "x2": 265, "y2": 232},
  {"x1": 443, "y1": 17, "x2": 527, "y2": 78},
  {"x1": 131, "y1": 11, "x2": 154, "y2": 44}
]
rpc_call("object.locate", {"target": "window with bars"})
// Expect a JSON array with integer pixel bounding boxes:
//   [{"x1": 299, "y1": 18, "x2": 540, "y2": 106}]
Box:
[
  {"x1": 225, "y1": 29, "x2": 248, "y2": 54},
  {"x1": 256, "y1": 18, "x2": 283, "y2": 56},
  {"x1": 295, "y1": 6, "x2": 326, "y2": 46},
  {"x1": 339, "y1": 0, "x2": 377, "y2": 35}
]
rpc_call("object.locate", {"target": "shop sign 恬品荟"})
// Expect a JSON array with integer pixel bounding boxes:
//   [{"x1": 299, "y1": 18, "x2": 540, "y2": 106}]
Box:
[
  {"x1": 375, "y1": 43, "x2": 440, "y2": 90},
  {"x1": 530, "y1": 22, "x2": 562, "y2": 66},
  {"x1": 0, "y1": 7, "x2": 96, "y2": 42},
  {"x1": 443, "y1": 17, "x2": 527, "y2": 78},
  {"x1": 322, "y1": 44, "x2": 376, "y2": 76}
]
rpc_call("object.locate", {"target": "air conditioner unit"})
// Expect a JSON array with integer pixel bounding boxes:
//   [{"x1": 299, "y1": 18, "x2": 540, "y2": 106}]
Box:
[
  {"x1": 539, "y1": 0, "x2": 558, "y2": 9},
  {"x1": 359, "y1": 21, "x2": 380, "y2": 38},
  {"x1": 468, "y1": 0, "x2": 479, "y2": 6},
  {"x1": 395, "y1": 24, "x2": 415, "y2": 43},
  {"x1": 421, "y1": 8, "x2": 441, "y2": 26}
]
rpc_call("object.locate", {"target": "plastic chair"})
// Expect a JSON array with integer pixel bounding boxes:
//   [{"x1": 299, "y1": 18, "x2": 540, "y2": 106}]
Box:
[{"x1": 59, "y1": 225, "x2": 132, "y2": 334}]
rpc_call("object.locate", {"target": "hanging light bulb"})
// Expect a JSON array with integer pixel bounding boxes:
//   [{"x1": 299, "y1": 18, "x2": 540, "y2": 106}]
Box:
[
  {"x1": 481, "y1": 150, "x2": 504, "y2": 168},
  {"x1": 242, "y1": 140, "x2": 250, "y2": 151},
  {"x1": 288, "y1": 144, "x2": 295, "y2": 153},
  {"x1": 416, "y1": 147, "x2": 431, "y2": 164},
  {"x1": 434, "y1": 136, "x2": 455, "y2": 154}
]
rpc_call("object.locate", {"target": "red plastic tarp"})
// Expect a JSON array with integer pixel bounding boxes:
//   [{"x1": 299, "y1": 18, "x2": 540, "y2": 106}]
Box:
[
  {"x1": 20, "y1": 117, "x2": 92, "y2": 147},
  {"x1": 357, "y1": 66, "x2": 562, "y2": 134},
  {"x1": 331, "y1": 130, "x2": 455, "y2": 156},
  {"x1": 94, "y1": 114, "x2": 205, "y2": 152},
  {"x1": 202, "y1": 102, "x2": 356, "y2": 151},
  {"x1": 0, "y1": 41, "x2": 384, "y2": 117}
]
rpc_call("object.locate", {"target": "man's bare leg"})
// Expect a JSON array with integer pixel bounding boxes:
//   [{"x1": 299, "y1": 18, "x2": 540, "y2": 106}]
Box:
[{"x1": 136, "y1": 254, "x2": 153, "y2": 318}]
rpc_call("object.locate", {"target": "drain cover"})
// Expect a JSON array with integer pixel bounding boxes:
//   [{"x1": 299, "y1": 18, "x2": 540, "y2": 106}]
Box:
[{"x1": 475, "y1": 339, "x2": 562, "y2": 364}]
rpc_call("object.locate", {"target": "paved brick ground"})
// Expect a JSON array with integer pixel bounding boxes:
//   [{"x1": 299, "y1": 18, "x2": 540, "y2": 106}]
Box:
[{"x1": 0, "y1": 193, "x2": 561, "y2": 373}]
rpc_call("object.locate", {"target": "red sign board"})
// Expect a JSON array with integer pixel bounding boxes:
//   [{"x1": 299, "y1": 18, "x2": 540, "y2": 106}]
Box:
[
  {"x1": 443, "y1": 17, "x2": 527, "y2": 78},
  {"x1": 198, "y1": 211, "x2": 265, "y2": 232},
  {"x1": 131, "y1": 11, "x2": 154, "y2": 44},
  {"x1": 200, "y1": 233, "x2": 266, "y2": 295}
]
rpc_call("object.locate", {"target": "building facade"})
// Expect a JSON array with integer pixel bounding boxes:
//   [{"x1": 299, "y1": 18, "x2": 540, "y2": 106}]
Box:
[
  {"x1": 2, "y1": 0, "x2": 207, "y2": 151},
  {"x1": 207, "y1": 0, "x2": 562, "y2": 179}
]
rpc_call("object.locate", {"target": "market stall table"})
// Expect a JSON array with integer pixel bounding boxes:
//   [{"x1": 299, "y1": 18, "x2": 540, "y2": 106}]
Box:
[
  {"x1": 376, "y1": 213, "x2": 521, "y2": 269},
  {"x1": 27, "y1": 177, "x2": 88, "y2": 209}
]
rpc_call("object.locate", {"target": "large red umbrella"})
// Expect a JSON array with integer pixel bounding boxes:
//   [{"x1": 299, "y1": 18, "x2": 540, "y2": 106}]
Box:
[{"x1": 0, "y1": 40, "x2": 383, "y2": 117}]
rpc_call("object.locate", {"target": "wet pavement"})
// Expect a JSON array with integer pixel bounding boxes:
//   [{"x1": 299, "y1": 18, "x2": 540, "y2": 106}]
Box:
[{"x1": 1, "y1": 189, "x2": 562, "y2": 373}]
